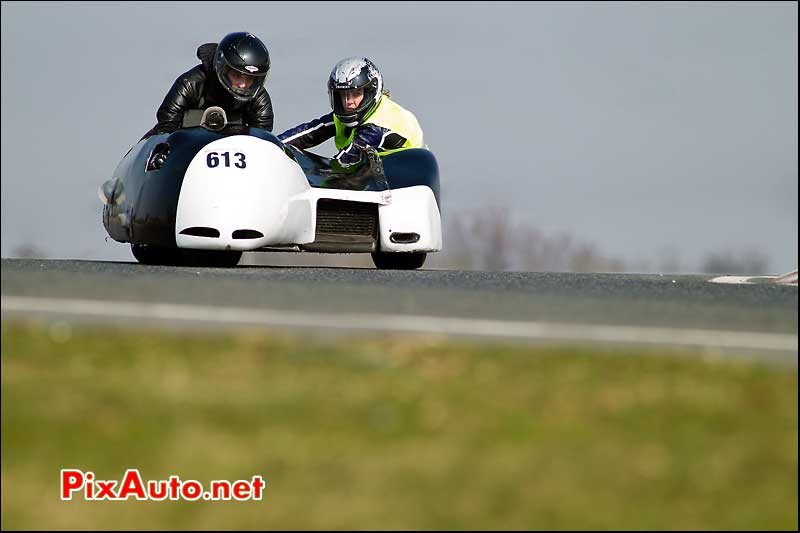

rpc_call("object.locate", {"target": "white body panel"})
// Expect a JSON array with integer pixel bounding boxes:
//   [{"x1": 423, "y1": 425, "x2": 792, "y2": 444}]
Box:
[
  {"x1": 377, "y1": 186, "x2": 442, "y2": 252},
  {"x1": 176, "y1": 136, "x2": 312, "y2": 250},
  {"x1": 175, "y1": 135, "x2": 442, "y2": 253}
]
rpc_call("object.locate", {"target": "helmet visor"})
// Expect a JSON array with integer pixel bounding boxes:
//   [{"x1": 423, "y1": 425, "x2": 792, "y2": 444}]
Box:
[
  {"x1": 330, "y1": 83, "x2": 378, "y2": 122},
  {"x1": 221, "y1": 64, "x2": 266, "y2": 99}
]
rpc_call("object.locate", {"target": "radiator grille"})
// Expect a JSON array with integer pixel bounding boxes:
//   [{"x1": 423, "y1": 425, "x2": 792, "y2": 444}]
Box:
[{"x1": 316, "y1": 199, "x2": 377, "y2": 237}]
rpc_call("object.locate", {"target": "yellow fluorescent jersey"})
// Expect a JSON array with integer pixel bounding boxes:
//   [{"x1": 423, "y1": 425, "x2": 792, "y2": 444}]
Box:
[
  {"x1": 279, "y1": 96, "x2": 425, "y2": 165},
  {"x1": 361, "y1": 96, "x2": 425, "y2": 151},
  {"x1": 332, "y1": 96, "x2": 425, "y2": 161}
]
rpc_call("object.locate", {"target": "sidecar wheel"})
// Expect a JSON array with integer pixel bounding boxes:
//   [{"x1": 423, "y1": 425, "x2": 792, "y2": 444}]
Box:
[{"x1": 371, "y1": 252, "x2": 427, "y2": 270}]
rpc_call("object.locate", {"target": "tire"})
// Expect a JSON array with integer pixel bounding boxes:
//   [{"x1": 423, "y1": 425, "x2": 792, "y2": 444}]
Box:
[
  {"x1": 183, "y1": 249, "x2": 243, "y2": 268},
  {"x1": 371, "y1": 252, "x2": 427, "y2": 270},
  {"x1": 131, "y1": 244, "x2": 241, "y2": 267},
  {"x1": 131, "y1": 244, "x2": 182, "y2": 265}
]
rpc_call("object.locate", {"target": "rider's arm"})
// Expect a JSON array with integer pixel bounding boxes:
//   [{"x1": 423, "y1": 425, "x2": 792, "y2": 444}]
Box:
[
  {"x1": 152, "y1": 66, "x2": 204, "y2": 134},
  {"x1": 246, "y1": 88, "x2": 274, "y2": 131},
  {"x1": 333, "y1": 124, "x2": 407, "y2": 166},
  {"x1": 278, "y1": 113, "x2": 336, "y2": 149}
]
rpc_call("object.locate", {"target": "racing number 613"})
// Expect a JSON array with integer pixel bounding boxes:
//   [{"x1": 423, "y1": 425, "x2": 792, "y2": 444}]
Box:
[{"x1": 207, "y1": 151, "x2": 246, "y2": 169}]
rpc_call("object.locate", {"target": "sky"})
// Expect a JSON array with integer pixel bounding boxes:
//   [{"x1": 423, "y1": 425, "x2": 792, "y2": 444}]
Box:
[{"x1": 1, "y1": 1, "x2": 797, "y2": 272}]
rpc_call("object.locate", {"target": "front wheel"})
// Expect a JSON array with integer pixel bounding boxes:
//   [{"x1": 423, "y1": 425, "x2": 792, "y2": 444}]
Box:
[
  {"x1": 371, "y1": 252, "x2": 427, "y2": 270},
  {"x1": 131, "y1": 244, "x2": 242, "y2": 267},
  {"x1": 131, "y1": 243, "x2": 182, "y2": 265}
]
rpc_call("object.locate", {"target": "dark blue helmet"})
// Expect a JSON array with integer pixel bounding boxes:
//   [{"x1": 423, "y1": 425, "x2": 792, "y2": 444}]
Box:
[{"x1": 214, "y1": 32, "x2": 270, "y2": 103}]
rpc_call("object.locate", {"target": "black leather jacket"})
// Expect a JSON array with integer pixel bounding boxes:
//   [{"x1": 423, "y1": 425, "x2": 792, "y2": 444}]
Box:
[{"x1": 144, "y1": 43, "x2": 274, "y2": 137}]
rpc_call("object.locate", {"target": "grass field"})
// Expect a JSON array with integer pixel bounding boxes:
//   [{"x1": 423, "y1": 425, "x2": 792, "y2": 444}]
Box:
[{"x1": 1, "y1": 321, "x2": 797, "y2": 530}]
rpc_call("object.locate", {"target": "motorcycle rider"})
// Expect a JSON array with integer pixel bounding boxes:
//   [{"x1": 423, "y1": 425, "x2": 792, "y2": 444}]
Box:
[
  {"x1": 278, "y1": 57, "x2": 424, "y2": 167},
  {"x1": 143, "y1": 31, "x2": 274, "y2": 137}
]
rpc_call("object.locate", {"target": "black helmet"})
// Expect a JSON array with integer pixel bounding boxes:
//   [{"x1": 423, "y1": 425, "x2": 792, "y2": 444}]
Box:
[
  {"x1": 327, "y1": 57, "x2": 383, "y2": 126},
  {"x1": 213, "y1": 32, "x2": 270, "y2": 103}
]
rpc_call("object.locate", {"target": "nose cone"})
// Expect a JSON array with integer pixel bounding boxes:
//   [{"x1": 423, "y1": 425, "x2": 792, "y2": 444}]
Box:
[
  {"x1": 175, "y1": 135, "x2": 313, "y2": 250},
  {"x1": 98, "y1": 179, "x2": 122, "y2": 205}
]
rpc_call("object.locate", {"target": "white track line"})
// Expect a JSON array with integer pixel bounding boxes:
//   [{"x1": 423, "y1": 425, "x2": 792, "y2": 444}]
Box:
[
  {"x1": 775, "y1": 270, "x2": 799, "y2": 285},
  {"x1": 709, "y1": 276, "x2": 761, "y2": 285},
  {"x1": 709, "y1": 271, "x2": 799, "y2": 285},
  {"x1": 2, "y1": 296, "x2": 796, "y2": 352}
]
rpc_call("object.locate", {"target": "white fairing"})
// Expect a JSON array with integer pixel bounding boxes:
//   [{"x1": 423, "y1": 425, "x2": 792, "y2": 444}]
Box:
[
  {"x1": 176, "y1": 136, "x2": 313, "y2": 250},
  {"x1": 175, "y1": 135, "x2": 442, "y2": 253},
  {"x1": 378, "y1": 186, "x2": 442, "y2": 252}
]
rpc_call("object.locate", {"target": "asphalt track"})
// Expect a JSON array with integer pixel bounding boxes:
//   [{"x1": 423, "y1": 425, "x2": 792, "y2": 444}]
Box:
[{"x1": 1, "y1": 258, "x2": 797, "y2": 361}]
